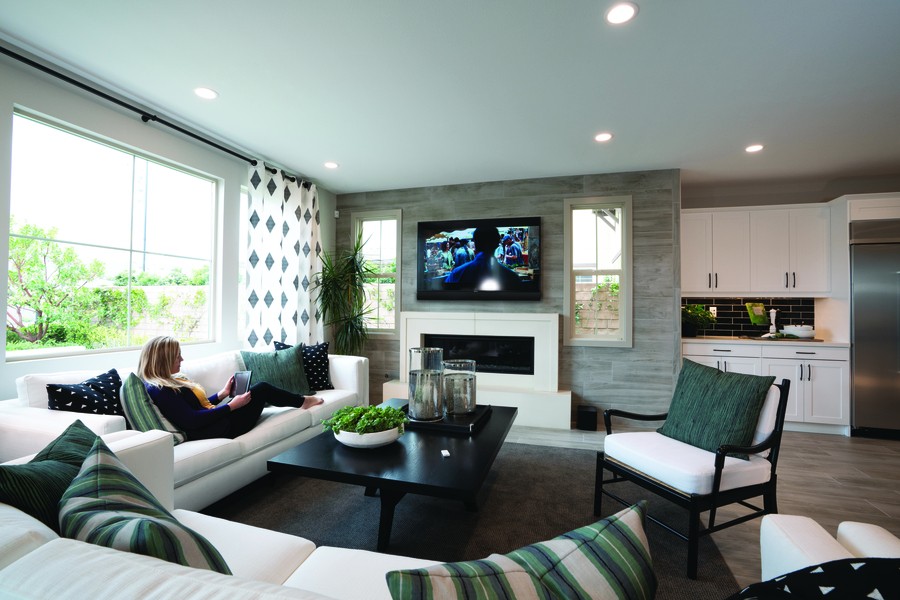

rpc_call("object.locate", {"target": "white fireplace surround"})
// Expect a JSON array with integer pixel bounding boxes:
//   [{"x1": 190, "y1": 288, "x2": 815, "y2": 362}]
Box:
[{"x1": 383, "y1": 311, "x2": 572, "y2": 428}]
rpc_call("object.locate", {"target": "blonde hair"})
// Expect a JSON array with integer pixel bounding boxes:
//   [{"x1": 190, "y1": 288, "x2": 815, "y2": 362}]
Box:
[{"x1": 137, "y1": 336, "x2": 201, "y2": 392}]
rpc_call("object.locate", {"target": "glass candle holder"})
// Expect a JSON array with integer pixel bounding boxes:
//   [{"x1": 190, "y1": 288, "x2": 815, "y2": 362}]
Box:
[
  {"x1": 442, "y1": 359, "x2": 477, "y2": 415},
  {"x1": 408, "y1": 347, "x2": 443, "y2": 421}
]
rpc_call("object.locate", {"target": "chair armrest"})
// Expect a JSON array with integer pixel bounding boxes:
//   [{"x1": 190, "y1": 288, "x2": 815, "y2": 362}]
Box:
[{"x1": 603, "y1": 408, "x2": 668, "y2": 434}]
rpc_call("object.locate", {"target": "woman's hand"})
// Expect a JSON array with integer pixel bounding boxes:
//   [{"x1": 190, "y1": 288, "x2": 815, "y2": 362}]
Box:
[
  {"x1": 217, "y1": 376, "x2": 235, "y2": 401},
  {"x1": 227, "y1": 392, "x2": 251, "y2": 411}
]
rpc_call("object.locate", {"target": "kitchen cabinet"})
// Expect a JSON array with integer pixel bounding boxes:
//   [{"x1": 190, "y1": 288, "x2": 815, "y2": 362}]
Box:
[
  {"x1": 682, "y1": 341, "x2": 760, "y2": 374},
  {"x1": 681, "y1": 211, "x2": 750, "y2": 295},
  {"x1": 750, "y1": 206, "x2": 830, "y2": 295},
  {"x1": 760, "y1": 346, "x2": 849, "y2": 426}
]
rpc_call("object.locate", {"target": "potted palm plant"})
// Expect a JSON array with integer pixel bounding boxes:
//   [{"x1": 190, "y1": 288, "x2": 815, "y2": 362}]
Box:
[
  {"x1": 681, "y1": 304, "x2": 716, "y2": 338},
  {"x1": 313, "y1": 229, "x2": 374, "y2": 355}
]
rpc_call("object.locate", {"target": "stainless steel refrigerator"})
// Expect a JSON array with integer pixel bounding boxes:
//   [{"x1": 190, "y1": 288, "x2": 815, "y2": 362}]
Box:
[{"x1": 850, "y1": 219, "x2": 900, "y2": 438}]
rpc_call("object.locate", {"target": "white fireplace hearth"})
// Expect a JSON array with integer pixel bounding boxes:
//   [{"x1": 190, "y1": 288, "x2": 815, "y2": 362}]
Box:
[{"x1": 382, "y1": 311, "x2": 572, "y2": 429}]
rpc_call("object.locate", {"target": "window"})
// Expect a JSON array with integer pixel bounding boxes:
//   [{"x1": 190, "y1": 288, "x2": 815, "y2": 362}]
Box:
[
  {"x1": 7, "y1": 112, "x2": 216, "y2": 359},
  {"x1": 563, "y1": 196, "x2": 632, "y2": 347},
  {"x1": 353, "y1": 210, "x2": 400, "y2": 334}
]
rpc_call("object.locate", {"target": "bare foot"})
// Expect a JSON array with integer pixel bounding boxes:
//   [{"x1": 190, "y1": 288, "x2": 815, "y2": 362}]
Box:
[{"x1": 301, "y1": 395, "x2": 324, "y2": 409}]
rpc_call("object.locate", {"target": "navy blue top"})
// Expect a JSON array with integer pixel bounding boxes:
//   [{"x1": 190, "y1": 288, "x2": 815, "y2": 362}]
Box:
[{"x1": 144, "y1": 383, "x2": 231, "y2": 439}]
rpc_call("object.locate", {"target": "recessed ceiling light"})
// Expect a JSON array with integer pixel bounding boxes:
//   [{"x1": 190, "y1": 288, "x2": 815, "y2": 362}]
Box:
[
  {"x1": 606, "y1": 2, "x2": 639, "y2": 25},
  {"x1": 324, "y1": 161, "x2": 339, "y2": 169},
  {"x1": 594, "y1": 132, "x2": 614, "y2": 143},
  {"x1": 194, "y1": 87, "x2": 219, "y2": 100},
  {"x1": 745, "y1": 144, "x2": 764, "y2": 153}
]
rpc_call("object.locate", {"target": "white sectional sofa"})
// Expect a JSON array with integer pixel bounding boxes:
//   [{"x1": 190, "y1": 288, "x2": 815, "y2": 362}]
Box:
[
  {"x1": 0, "y1": 349, "x2": 369, "y2": 510},
  {"x1": 0, "y1": 429, "x2": 439, "y2": 600}
]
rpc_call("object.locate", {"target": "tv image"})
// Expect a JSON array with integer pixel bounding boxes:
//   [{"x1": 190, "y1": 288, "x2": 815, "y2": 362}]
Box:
[{"x1": 417, "y1": 216, "x2": 541, "y2": 300}]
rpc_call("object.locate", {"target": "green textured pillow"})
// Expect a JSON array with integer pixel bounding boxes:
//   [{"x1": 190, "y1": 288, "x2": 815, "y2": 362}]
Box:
[
  {"x1": 386, "y1": 503, "x2": 655, "y2": 600},
  {"x1": 658, "y1": 359, "x2": 775, "y2": 458},
  {"x1": 240, "y1": 344, "x2": 310, "y2": 396},
  {"x1": 120, "y1": 373, "x2": 186, "y2": 444},
  {"x1": 0, "y1": 420, "x2": 97, "y2": 532},
  {"x1": 59, "y1": 437, "x2": 231, "y2": 574}
]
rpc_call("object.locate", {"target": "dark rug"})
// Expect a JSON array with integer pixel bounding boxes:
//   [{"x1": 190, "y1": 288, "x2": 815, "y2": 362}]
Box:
[{"x1": 203, "y1": 442, "x2": 740, "y2": 600}]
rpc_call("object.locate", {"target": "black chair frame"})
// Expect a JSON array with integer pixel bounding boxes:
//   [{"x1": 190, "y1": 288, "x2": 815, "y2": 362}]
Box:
[{"x1": 594, "y1": 380, "x2": 790, "y2": 579}]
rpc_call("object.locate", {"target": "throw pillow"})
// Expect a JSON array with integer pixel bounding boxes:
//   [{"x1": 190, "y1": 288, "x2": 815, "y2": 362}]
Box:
[
  {"x1": 59, "y1": 437, "x2": 231, "y2": 575},
  {"x1": 120, "y1": 373, "x2": 186, "y2": 444},
  {"x1": 0, "y1": 420, "x2": 98, "y2": 532},
  {"x1": 47, "y1": 368, "x2": 124, "y2": 416},
  {"x1": 658, "y1": 359, "x2": 775, "y2": 458},
  {"x1": 302, "y1": 342, "x2": 334, "y2": 392},
  {"x1": 386, "y1": 502, "x2": 655, "y2": 600},
  {"x1": 240, "y1": 344, "x2": 311, "y2": 396}
]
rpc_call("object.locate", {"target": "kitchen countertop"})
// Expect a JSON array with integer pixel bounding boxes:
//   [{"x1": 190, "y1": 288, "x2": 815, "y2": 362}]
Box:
[{"x1": 684, "y1": 336, "x2": 850, "y2": 348}]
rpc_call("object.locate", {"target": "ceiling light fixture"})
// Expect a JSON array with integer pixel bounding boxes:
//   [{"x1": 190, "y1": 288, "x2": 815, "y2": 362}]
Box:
[
  {"x1": 606, "y1": 2, "x2": 639, "y2": 25},
  {"x1": 194, "y1": 87, "x2": 219, "y2": 100},
  {"x1": 594, "y1": 132, "x2": 614, "y2": 143},
  {"x1": 745, "y1": 144, "x2": 764, "y2": 153},
  {"x1": 324, "y1": 161, "x2": 339, "y2": 169}
]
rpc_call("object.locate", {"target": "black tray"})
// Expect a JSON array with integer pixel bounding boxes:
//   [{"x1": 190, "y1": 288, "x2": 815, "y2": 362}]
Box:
[{"x1": 401, "y1": 404, "x2": 493, "y2": 436}]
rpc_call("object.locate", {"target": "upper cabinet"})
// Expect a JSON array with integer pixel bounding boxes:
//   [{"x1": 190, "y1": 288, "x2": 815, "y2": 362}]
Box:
[
  {"x1": 750, "y1": 207, "x2": 830, "y2": 295},
  {"x1": 682, "y1": 205, "x2": 831, "y2": 297},
  {"x1": 681, "y1": 211, "x2": 750, "y2": 294}
]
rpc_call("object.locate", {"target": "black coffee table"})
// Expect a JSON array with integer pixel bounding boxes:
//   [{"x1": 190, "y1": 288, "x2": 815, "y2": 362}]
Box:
[{"x1": 266, "y1": 400, "x2": 517, "y2": 551}]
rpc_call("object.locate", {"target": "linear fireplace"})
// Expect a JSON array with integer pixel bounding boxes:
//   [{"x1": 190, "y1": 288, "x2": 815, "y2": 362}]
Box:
[{"x1": 423, "y1": 334, "x2": 535, "y2": 375}]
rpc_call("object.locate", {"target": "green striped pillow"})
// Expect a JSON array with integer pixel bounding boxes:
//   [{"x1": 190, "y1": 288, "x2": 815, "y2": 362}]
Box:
[
  {"x1": 59, "y1": 437, "x2": 231, "y2": 574},
  {"x1": 658, "y1": 359, "x2": 775, "y2": 458},
  {"x1": 240, "y1": 345, "x2": 311, "y2": 396},
  {"x1": 0, "y1": 419, "x2": 97, "y2": 532},
  {"x1": 386, "y1": 503, "x2": 655, "y2": 600},
  {"x1": 120, "y1": 373, "x2": 186, "y2": 444}
]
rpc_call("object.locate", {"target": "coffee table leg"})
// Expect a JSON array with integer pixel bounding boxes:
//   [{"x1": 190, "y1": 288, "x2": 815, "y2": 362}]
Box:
[{"x1": 377, "y1": 488, "x2": 406, "y2": 552}]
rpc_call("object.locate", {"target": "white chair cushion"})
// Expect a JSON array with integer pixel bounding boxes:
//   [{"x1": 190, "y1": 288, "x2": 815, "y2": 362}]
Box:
[
  {"x1": 284, "y1": 546, "x2": 440, "y2": 600},
  {"x1": 604, "y1": 431, "x2": 772, "y2": 495},
  {"x1": 749, "y1": 385, "x2": 782, "y2": 458}
]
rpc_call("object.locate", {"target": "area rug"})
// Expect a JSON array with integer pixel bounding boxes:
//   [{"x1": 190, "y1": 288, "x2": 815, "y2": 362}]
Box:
[{"x1": 203, "y1": 442, "x2": 741, "y2": 599}]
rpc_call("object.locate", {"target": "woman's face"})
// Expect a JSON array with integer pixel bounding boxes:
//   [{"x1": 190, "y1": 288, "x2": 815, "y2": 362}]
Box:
[{"x1": 170, "y1": 347, "x2": 184, "y2": 374}]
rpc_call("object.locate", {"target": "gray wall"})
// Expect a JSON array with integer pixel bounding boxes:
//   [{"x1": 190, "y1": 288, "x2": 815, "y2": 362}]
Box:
[{"x1": 336, "y1": 169, "x2": 682, "y2": 423}]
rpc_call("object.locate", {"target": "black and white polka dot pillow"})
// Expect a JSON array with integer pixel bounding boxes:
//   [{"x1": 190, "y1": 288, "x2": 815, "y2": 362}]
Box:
[
  {"x1": 47, "y1": 368, "x2": 124, "y2": 416},
  {"x1": 301, "y1": 342, "x2": 334, "y2": 392}
]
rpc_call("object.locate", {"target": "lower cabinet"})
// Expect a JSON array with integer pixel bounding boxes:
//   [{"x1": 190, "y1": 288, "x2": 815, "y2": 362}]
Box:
[{"x1": 683, "y1": 341, "x2": 761, "y2": 375}]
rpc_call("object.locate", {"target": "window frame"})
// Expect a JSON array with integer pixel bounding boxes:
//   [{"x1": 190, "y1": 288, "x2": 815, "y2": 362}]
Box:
[
  {"x1": 563, "y1": 196, "x2": 633, "y2": 348},
  {"x1": 6, "y1": 109, "x2": 219, "y2": 361},
  {"x1": 352, "y1": 209, "x2": 401, "y2": 338}
]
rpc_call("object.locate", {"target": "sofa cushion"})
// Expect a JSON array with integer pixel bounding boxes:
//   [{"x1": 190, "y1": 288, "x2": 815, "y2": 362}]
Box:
[
  {"x1": 120, "y1": 373, "x2": 187, "y2": 444},
  {"x1": 173, "y1": 437, "x2": 242, "y2": 487},
  {"x1": 658, "y1": 359, "x2": 774, "y2": 458},
  {"x1": 59, "y1": 436, "x2": 231, "y2": 574},
  {"x1": 46, "y1": 368, "x2": 124, "y2": 416},
  {"x1": 0, "y1": 419, "x2": 97, "y2": 531},
  {"x1": 0, "y1": 538, "x2": 335, "y2": 599},
  {"x1": 16, "y1": 369, "x2": 115, "y2": 408},
  {"x1": 0, "y1": 503, "x2": 59, "y2": 570},
  {"x1": 385, "y1": 503, "x2": 655, "y2": 600},
  {"x1": 237, "y1": 406, "x2": 313, "y2": 456},
  {"x1": 605, "y1": 432, "x2": 773, "y2": 495},
  {"x1": 180, "y1": 350, "x2": 243, "y2": 398},
  {"x1": 241, "y1": 345, "x2": 311, "y2": 397}
]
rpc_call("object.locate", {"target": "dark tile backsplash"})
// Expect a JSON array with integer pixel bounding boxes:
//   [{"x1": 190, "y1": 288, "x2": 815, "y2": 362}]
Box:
[{"x1": 681, "y1": 297, "x2": 815, "y2": 338}]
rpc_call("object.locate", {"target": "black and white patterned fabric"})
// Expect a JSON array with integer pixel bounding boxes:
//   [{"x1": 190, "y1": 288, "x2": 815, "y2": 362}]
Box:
[
  {"x1": 244, "y1": 164, "x2": 324, "y2": 350},
  {"x1": 47, "y1": 369, "x2": 124, "y2": 416},
  {"x1": 272, "y1": 341, "x2": 334, "y2": 392},
  {"x1": 728, "y1": 557, "x2": 900, "y2": 599}
]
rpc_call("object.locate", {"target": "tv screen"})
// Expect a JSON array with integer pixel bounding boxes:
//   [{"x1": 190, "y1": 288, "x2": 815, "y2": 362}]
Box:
[{"x1": 417, "y1": 216, "x2": 541, "y2": 300}]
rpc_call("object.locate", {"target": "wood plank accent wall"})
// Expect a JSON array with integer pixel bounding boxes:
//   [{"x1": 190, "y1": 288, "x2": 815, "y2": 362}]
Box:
[{"x1": 336, "y1": 169, "x2": 682, "y2": 422}]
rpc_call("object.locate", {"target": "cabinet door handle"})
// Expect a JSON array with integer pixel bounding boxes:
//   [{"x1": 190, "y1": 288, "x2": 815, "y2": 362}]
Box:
[
  {"x1": 784, "y1": 272, "x2": 789, "y2": 288},
  {"x1": 714, "y1": 273, "x2": 718, "y2": 288},
  {"x1": 793, "y1": 272, "x2": 797, "y2": 288},
  {"x1": 723, "y1": 360, "x2": 728, "y2": 372},
  {"x1": 712, "y1": 349, "x2": 732, "y2": 353},
  {"x1": 799, "y1": 364, "x2": 804, "y2": 381},
  {"x1": 708, "y1": 273, "x2": 712, "y2": 289},
  {"x1": 807, "y1": 364, "x2": 811, "y2": 380},
  {"x1": 716, "y1": 360, "x2": 721, "y2": 371}
]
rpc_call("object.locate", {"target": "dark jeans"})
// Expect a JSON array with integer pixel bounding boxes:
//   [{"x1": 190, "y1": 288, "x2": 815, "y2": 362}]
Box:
[{"x1": 227, "y1": 381, "x2": 305, "y2": 438}]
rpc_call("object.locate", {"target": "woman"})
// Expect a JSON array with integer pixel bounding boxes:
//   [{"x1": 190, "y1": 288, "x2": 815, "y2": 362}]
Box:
[{"x1": 137, "y1": 336, "x2": 323, "y2": 441}]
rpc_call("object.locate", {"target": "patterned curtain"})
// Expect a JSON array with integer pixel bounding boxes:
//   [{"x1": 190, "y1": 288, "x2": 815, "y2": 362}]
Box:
[{"x1": 243, "y1": 163, "x2": 323, "y2": 348}]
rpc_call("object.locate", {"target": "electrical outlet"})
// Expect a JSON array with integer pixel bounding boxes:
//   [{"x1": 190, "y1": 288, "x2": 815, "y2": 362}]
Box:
[{"x1": 709, "y1": 306, "x2": 717, "y2": 317}]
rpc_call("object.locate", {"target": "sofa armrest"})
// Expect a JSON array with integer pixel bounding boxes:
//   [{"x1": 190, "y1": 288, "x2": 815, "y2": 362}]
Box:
[
  {"x1": 837, "y1": 521, "x2": 900, "y2": 558},
  {"x1": 106, "y1": 430, "x2": 175, "y2": 511},
  {"x1": 0, "y1": 407, "x2": 126, "y2": 463},
  {"x1": 760, "y1": 514, "x2": 853, "y2": 580},
  {"x1": 328, "y1": 355, "x2": 369, "y2": 406}
]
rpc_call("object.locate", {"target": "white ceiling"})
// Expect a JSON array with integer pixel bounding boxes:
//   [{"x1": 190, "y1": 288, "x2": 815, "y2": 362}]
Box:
[{"x1": 1, "y1": 1, "x2": 899, "y2": 195}]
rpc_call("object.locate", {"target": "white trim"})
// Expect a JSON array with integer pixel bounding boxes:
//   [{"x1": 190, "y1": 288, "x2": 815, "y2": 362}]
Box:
[{"x1": 351, "y1": 208, "x2": 401, "y2": 338}]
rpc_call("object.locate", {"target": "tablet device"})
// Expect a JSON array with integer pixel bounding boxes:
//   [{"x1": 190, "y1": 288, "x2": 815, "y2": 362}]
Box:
[{"x1": 232, "y1": 371, "x2": 252, "y2": 397}]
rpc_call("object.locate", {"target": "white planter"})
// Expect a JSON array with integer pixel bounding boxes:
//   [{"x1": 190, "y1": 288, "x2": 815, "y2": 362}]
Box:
[{"x1": 333, "y1": 427, "x2": 400, "y2": 448}]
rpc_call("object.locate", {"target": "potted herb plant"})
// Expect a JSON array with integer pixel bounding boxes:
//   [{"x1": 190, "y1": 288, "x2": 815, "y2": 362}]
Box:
[
  {"x1": 681, "y1": 304, "x2": 716, "y2": 337},
  {"x1": 323, "y1": 405, "x2": 409, "y2": 448}
]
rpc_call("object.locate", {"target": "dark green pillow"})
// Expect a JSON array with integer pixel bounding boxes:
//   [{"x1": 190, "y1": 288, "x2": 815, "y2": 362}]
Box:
[
  {"x1": 0, "y1": 419, "x2": 98, "y2": 532},
  {"x1": 658, "y1": 359, "x2": 775, "y2": 457},
  {"x1": 240, "y1": 344, "x2": 310, "y2": 396},
  {"x1": 59, "y1": 436, "x2": 231, "y2": 574}
]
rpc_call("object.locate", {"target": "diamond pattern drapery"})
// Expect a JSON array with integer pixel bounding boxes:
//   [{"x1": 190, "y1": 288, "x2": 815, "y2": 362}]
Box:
[{"x1": 243, "y1": 164, "x2": 323, "y2": 348}]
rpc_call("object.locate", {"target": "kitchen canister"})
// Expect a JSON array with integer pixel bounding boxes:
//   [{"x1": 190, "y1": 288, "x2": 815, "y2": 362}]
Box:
[
  {"x1": 442, "y1": 359, "x2": 477, "y2": 415},
  {"x1": 408, "y1": 347, "x2": 443, "y2": 421}
]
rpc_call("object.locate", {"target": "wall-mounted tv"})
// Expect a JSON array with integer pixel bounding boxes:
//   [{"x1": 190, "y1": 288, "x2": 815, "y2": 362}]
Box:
[{"x1": 417, "y1": 216, "x2": 541, "y2": 301}]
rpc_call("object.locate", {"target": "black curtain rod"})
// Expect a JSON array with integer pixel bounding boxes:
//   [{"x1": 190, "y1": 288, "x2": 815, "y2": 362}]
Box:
[{"x1": 0, "y1": 43, "x2": 258, "y2": 166}]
